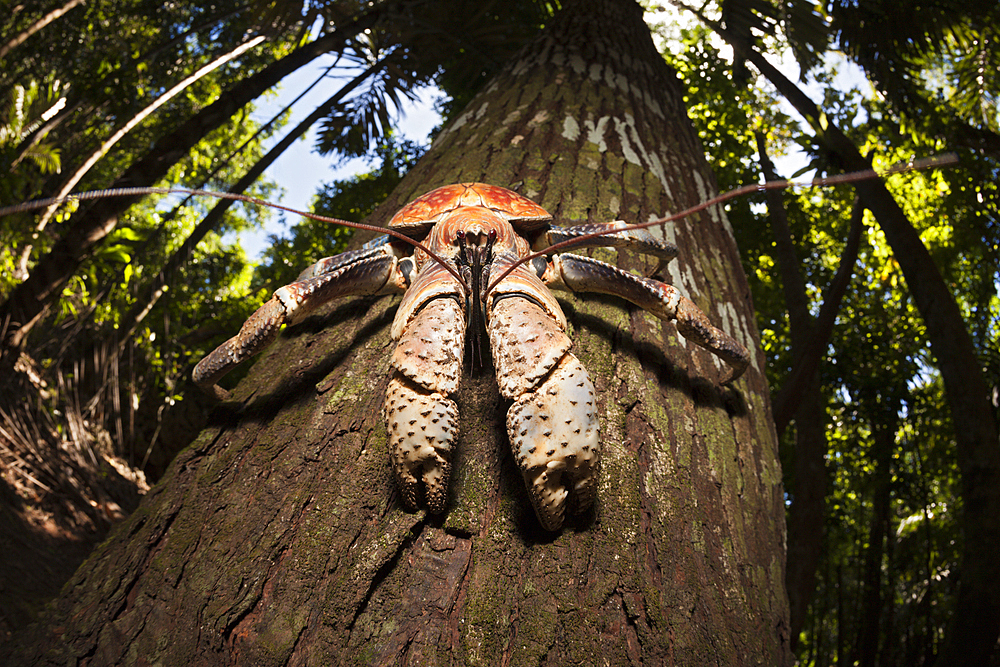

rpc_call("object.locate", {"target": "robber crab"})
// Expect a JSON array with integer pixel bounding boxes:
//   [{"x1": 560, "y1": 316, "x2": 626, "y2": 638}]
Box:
[{"x1": 193, "y1": 183, "x2": 749, "y2": 530}]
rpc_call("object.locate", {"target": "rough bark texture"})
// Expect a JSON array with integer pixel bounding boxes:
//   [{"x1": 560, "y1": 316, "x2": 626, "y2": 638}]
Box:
[{"x1": 2, "y1": 0, "x2": 789, "y2": 664}]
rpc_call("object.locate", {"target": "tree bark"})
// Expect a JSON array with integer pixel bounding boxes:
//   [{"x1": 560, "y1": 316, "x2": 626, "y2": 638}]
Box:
[{"x1": 2, "y1": 0, "x2": 789, "y2": 664}]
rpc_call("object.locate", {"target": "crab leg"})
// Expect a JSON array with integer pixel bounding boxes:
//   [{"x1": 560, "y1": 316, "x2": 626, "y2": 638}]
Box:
[
  {"x1": 533, "y1": 221, "x2": 678, "y2": 274},
  {"x1": 193, "y1": 248, "x2": 406, "y2": 397},
  {"x1": 543, "y1": 254, "x2": 750, "y2": 384},
  {"x1": 295, "y1": 235, "x2": 414, "y2": 281}
]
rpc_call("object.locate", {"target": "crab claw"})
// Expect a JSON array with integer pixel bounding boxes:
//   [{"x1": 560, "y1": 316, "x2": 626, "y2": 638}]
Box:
[
  {"x1": 507, "y1": 353, "x2": 600, "y2": 530},
  {"x1": 386, "y1": 296, "x2": 465, "y2": 513},
  {"x1": 488, "y1": 289, "x2": 601, "y2": 531},
  {"x1": 384, "y1": 372, "x2": 459, "y2": 512}
]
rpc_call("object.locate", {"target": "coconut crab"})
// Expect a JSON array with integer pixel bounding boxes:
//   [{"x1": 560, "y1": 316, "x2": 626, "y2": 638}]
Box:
[{"x1": 192, "y1": 183, "x2": 749, "y2": 531}]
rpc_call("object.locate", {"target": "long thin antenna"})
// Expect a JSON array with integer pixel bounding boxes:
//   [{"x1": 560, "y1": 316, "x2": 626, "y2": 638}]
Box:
[
  {"x1": 486, "y1": 154, "x2": 959, "y2": 292},
  {"x1": 1, "y1": 153, "x2": 957, "y2": 292},
  {"x1": 1, "y1": 186, "x2": 467, "y2": 288}
]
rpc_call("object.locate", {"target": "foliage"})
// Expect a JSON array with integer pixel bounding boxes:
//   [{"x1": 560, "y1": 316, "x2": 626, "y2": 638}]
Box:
[
  {"x1": 659, "y1": 5, "x2": 998, "y2": 664},
  {"x1": 828, "y1": 0, "x2": 1000, "y2": 139},
  {"x1": 314, "y1": 0, "x2": 553, "y2": 156},
  {"x1": 254, "y1": 135, "x2": 425, "y2": 290},
  {"x1": 0, "y1": 79, "x2": 65, "y2": 293}
]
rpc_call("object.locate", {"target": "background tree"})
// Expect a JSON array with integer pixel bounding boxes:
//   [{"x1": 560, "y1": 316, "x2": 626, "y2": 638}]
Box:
[{"x1": 654, "y1": 2, "x2": 999, "y2": 661}]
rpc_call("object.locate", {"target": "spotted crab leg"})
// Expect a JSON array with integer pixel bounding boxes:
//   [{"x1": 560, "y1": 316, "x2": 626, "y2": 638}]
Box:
[
  {"x1": 294, "y1": 235, "x2": 413, "y2": 281},
  {"x1": 543, "y1": 253, "x2": 750, "y2": 384},
  {"x1": 192, "y1": 246, "x2": 408, "y2": 398},
  {"x1": 532, "y1": 221, "x2": 678, "y2": 275}
]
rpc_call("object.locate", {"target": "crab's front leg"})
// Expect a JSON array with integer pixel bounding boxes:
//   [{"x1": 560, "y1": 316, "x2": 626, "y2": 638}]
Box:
[
  {"x1": 544, "y1": 254, "x2": 750, "y2": 383},
  {"x1": 487, "y1": 278, "x2": 600, "y2": 531},
  {"x1": 193, "y1": 244, "x2": 409, "y2": 398},
  {"x1": 384, "y1": 265, "x2": 466, "y2": 513}
]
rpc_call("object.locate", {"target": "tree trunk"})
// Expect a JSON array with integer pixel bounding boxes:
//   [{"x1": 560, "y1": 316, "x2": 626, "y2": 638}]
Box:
[
  {"x1": 0, "y1": 0, "x2": 86, "y2": 59},
  {"x1": 858, "y1": 418, "x2": 894, "y2": 667},
  {"x1": 1, "y1": 1, "x2": 789, "y2": 664},
  {"x1": 756, "y1": 133, "x2": 864, "y2": 648}
]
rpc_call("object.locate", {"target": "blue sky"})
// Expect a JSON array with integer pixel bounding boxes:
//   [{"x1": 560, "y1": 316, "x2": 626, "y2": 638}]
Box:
[{"x1": 239, "y1": 59, "x2": 443, "y2": 259}]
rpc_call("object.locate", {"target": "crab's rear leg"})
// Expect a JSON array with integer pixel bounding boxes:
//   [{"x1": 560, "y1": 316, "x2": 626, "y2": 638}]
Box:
[
  {"x1": 489, "y1": 296, "x2": 600, "y2": 531},
  {"x1": 544, "y1": 254, "x2": 750, "y2": 384},
  {"x1": 193, "y1": 248, "x2": 407, "y2": 398}
]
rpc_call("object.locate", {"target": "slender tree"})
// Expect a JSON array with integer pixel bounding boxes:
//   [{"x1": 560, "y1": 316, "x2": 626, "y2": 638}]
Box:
[
  {"x1": 756, "y1": 132, "x2": 864, "y2": 648},
  {"x1": 678, "y1": 10, "x2": 1000, "y2": 661},
  {"x1": 0, "y1": 0, "x2": 87, "y2": 59},
  {"x1": 2, "y1": 0, "x2": 788, "y2": 663},
  {"x1": 0, "y1": 8, "x2": 383, "y2": 351}
]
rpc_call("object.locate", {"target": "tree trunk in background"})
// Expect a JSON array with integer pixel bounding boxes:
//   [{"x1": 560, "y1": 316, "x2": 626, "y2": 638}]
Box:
[
  {"x1": 756, "y1": 134, "x2": 863, "y2": 649},
  {"x1": 728, "y1": 35, "x2": 1000, "y2": 666},
  {"x1": 857, "y1": 419, "x2": 894, "y2": 667},
  {"x1": 0, "y1": 0, "x2": 86, "y2": 59},
  {"x1": 2, "y1": 1, "x2": 789, "y2": 664}
]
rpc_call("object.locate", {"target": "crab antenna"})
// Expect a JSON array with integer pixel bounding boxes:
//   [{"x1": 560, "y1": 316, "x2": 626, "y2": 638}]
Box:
[
  {"x1": 0, "y1": 186, "x2": 468, "y2": 288},
  {"x1": 2, "y1": 153, "x2": 954, "y2": 296},
  {"x1": 485, "y1": 153, "x2": 959, "y2": 293}
]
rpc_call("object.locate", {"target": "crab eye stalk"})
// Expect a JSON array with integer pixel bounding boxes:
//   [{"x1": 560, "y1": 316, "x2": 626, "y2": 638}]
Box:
[{"x1": 456, "y1": 229, "x2": 469, "y2": 265}]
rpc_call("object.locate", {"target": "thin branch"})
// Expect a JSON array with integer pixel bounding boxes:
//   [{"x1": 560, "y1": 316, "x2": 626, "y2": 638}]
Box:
[
  {"x1": 29, "y1": 35, "x2": 266, "y2": 236},
  {"x1": 0, "y1": 0, "x2": 86, "y2": 59},
  {"x1": 772, "y1": 196, "x2": 864, "y2": 435}
]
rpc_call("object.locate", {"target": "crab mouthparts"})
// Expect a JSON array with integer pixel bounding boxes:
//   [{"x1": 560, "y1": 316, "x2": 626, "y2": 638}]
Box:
[{"x1": 456, "y1": 229, "x2": 498, "y2": 371}]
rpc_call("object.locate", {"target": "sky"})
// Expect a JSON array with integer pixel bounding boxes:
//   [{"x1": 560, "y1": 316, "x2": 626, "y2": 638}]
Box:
[{"x1": 238, "y1": 59, "x2": 443, "y2": 259}]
